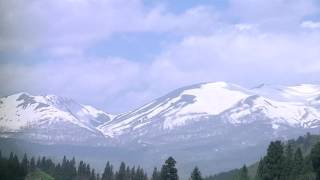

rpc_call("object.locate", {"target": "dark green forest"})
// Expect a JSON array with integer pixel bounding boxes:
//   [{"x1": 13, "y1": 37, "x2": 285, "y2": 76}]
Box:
[
  {"x1": 206, "y1": 133, "x2": 320, "y2": 180},
  {"x1": 2, "y1": 133, "x2": 320, "y2": 180},
  {"x1": 0, "y1": 150, "x2": 183, "y2": 180}
]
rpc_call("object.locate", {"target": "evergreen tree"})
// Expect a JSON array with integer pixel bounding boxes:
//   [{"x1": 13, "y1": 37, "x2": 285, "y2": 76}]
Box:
[
  {"x1": 131, "y1": 166, "x2": 136, "y2": 180},
  {"x1": 41, "y1": 156, "x2": 46, "y2": 170},
  {"x1": 70, "y1": 157, "x2": 77, "y2": 178},
  {"x1": 256, "y1": 141, "x2": 285, "y2": 180},
  {"x1": 311, "y1": 142, "x2": 320, "y2": 180},
  {"x1": 117, "y1": 162, "x2": 127, "y2": 180},
  {"x1": 36, "y1": 156, "x2": 41, "y2": 167},
  {"x1": 90, "y1": 169, "x2": 96, "y2": 180},
  {"x1": 126, "y1": 166, "x2": 131, "y2": 180},
  {"x1": 87, "y1": 164, "x2": 91, "y2": 176},
  {"x1": 21, "y1": 153, "x2": 29, "y2": 175},
  {"x1": 161, "y1": 157, "x2": 178, "y2": 180},
  {"x1": 29, "y1": 157, "x2": 36, "y2": 171},
  {"x1": 292, "y1": 148, "x2": 304, "y2": 178},
  {"x1": 235, "y1": 165, "x2": 249, "y2": 180},
  {"x1": 190, "y1": 166, "x2": 202, "y2": 180},
  {"x1": 102, "y1": 161, "x2": 114, "y2": 180},
  {"x1": 282, "y1": 144, "x2": 294, "y2": 179},
  {"x1": 152, "y1": 167, "x2": 161, "y2": 180}
]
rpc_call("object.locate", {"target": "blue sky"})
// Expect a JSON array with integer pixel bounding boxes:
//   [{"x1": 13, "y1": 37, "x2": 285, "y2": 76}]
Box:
[{"x1": 1, "y1": 0, "x2": 320, "y2": 113}]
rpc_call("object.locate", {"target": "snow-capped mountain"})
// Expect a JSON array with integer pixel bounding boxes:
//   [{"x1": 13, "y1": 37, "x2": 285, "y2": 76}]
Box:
[
  {"x1": 1, "y1": 82, "x2": 320, "y2": 175},
  {"x1": 99, "y1": 82, "x2": 320, "y2": 138},
  {"x1": 0, "y1": 92, "x2": 114, "y2": 144},
  {"x1": 1, "y1": 82, "x2": 320, "y2": 143}
]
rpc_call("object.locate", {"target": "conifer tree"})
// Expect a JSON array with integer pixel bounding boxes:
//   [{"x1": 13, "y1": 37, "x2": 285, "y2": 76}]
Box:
[
  {"x1": 292, "y1": 148, "x2": 303, "y2": 178},
  {"x1": 30, "y1": 157, "x2": 36, "y2": 171},
  {"x1": 152, "y1": 167, "x2": 161, "y2": 180},
  {"x1": 102, "y1": 161, "x2": 114, "y2": 180},
  {"x1": 117, "y1": 162, "x2": 127, "y2": 180},
  {"x1": 282, "y1": 144, "x2": 294, "y2": 179},
  {"x1": 256, "y1": 141, "x2": 285, "y2": 180},
  {"x1": 236, "y1": 165, "x2": 250, "y2": 180},
  {"x1": 131, "y1": 166, "x2": 136, "y2": 180},
  {"x1": 36, "y1": 156, "x2": 41, "y2": 167},
  {"x1": 190, "y1": 166, "x2": 202, "y2": 180},
  {"x1": 87, "y1": 164, "x2": 91, "y2": 176},
  {"x1": 311, "y1": 142, "x2": 320, "y2": 180},
  {"x1": 90, "y1": 169, "x2": 96, "y2": 180},
  {"x1": 161, "y1": 157, "x2": 178, "y2": 180},
  {"x1": 21, "y1": 153, "x2": 29, "y2": 175},
  {"x1": 126, "y1": 166, "x2": 131, "y2": 180}
]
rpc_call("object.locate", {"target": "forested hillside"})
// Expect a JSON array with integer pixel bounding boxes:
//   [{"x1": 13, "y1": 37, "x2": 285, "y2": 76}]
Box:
[{"x1": 206, "y1": 133, "x2": 320, "y2": 180}]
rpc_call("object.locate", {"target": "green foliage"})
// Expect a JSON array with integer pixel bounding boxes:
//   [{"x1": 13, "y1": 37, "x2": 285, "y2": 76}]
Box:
[
  {"x1": 311, "y1": 142, "x2": 320, "y2": 180},
  {"x1": 25, "y1": 169, "x2": 54, "y2": 180},
  {"x1": 234, "y1": 165, "x2": 250, "y2": 180},
  {"x1": 0, "y1": 150, "x2": 148, "y2": 180},
  {"x1": 204, "y1": 169, "x2": 240, "y2": 180},
  {"x1": 0, "y1": 151, "x2": 28, "y2": 180},
  {"x1": 206, "y1": 133, "x2": 320, "y2": 180},
  {"x1": 257, "y1": 141, "x2": 285, "y2": 180},
  {"x1": 292, "y1": 148, "x2": 303, "y2": 177}
]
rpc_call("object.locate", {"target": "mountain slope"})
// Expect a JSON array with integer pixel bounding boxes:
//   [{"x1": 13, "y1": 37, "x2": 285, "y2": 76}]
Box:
[
  {"x1": 1, "y1": 82, "x2": 320, "y2": 175},
  {"x1": 0, "y1": 92, "x2": 114, "y2": 144},
  {"x1": 99, "y1": 82, "x2": 320, "y2": 139}
]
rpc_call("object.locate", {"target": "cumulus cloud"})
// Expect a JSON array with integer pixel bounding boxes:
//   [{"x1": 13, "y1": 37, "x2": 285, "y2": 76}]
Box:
[
  {"x1": 301, "y1": 21, "x2": 320, "y2": 29},
  {"x1": 0, "y1": 56, "x2": 148, "y2": 112},
  {"x1": 0, "y1": 0, "x2": 217, "y2": 54},
  {"x1": 1, "y1": 0, "x2": 320, "y2": 112},
  {"x1": 150, "y1": 30, "x2": 320, "y2": 88}
]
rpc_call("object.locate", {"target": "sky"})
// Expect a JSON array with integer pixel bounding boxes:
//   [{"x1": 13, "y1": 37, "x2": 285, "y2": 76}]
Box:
[{"x1": 1, "y1": 0, "x2": 320, "y2": 113}]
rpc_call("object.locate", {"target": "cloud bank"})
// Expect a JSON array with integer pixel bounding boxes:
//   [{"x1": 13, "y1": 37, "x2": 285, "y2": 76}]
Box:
[{"x1": 1, "y1": 0, "x2": 320, "y2": 112}]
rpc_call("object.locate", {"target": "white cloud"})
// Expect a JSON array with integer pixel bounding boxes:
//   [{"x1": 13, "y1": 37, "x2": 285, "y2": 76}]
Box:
[
  {"x1": 301, "y1": 21, "x2": 320, "y2": 29},
  {"x1": 1, "y1": 0, "x2": 320, "y2": 112},
  {"x1": 0, "y1": 57, "x2": 147, "y2": 112},
  {"x1": 149, "y1": 29, "x2": 320, "y2": 87},
  {"x1": 0, "y1": 0, "x2": 218, "y2": 53},
  {"x1": 234, "y1": 24, "x2": 256, "y2": 31}
]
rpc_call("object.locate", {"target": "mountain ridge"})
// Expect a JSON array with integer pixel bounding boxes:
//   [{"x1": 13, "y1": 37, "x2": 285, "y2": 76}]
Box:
[
  {"x1": 2, "y1": 81, "x2": 320, "y2": 175},
  {"x1": 1, "y1": 81, "x2": 320, "y2": 143}
]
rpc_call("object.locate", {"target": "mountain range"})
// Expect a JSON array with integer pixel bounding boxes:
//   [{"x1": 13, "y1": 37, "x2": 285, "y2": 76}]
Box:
[{"x1": 1, "y1": 81, "x2": 320, "y2": 175}]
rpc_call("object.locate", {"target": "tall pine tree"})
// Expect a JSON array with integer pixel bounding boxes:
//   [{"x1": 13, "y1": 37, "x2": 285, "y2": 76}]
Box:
[
  {"x1": 257, "y1": 141, "x2": 285, "y2": 180},
  {"x1": 161, "y1": 157, "x2": 178, "y2": 180},
  {"x1": 190, "y1": 166, "x2": 202, "y2": 180},
  {"x1": 311, "y1": 142, "x2": 320, "y2": 180},
  {"x1": 102, "y1": 161, "x2": 114, "y2": 180},
  {"x1": 292, "y1": 148, "x2": 303, "y2": 178}
]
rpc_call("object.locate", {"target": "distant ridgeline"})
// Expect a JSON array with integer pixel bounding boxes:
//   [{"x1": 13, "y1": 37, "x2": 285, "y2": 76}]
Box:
[{"x1": 206, "y1": 133, "x2": 320, "y2": 180}]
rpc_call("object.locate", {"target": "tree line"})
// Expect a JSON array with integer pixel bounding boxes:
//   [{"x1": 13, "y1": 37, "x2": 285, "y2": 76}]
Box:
[
  {"x1": 255, "y1": 140, "x2": 320, "y2": 180},
  {"x1": 0, "y1": 150, "x2": 204, "y2": 180},
  {"x1": 3, "y1": 133, "x2": 320, "y2": 180},
  {"x1": 232, "y1": 140, "x2": 320, "y2": 180},
  {"x1": 205, "y1": 133, "x2": 320, "y2": 180}
]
